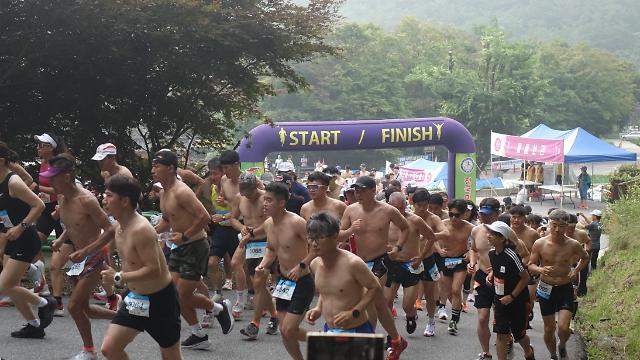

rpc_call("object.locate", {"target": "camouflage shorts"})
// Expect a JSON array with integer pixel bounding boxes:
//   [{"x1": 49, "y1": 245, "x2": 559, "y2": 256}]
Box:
[{"x1": 168, "y1": 239, "x2": 209, "y2": 281}]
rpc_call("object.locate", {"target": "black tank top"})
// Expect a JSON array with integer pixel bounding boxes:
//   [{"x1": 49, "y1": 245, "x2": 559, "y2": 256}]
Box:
[{"x1": 0, "y1": 172, "x2": 31, "y2": 228}]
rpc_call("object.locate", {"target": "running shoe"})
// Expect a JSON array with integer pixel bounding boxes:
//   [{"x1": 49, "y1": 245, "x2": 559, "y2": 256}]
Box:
[
  {"x1": 415, "y1": 299, "x2": 423, "y2": 311},
  {"x1": 105, "y1": 294, "x2": 122, "y2": 311},
  {"x1": 10, "y1": 324, "x2": 45, "y2": 339},
  {"x1": 569, "y1": 319, "x2": 575, "y2": 334},
  {"x1": 92, "y1": 287, "x2": 108, "y2": 302},
  {"x1": 423, "y1": 319, "x2": 435, "y2": 337},
  {"x1": 0, "y1": 297, "x2": 14, "y2": 307},
  {"x1": 476, "y1": 352, "x2": 493, "y2": 359},
  {"x1": 467, "y1": 293, "x2": 475, "y2": 303},
  {"x1": 222, "y1": 279, "x2": 233, "y2": 290},
  {"x1": 216, "y1": 299, "x2": 234, "y2": 334},
  {"x1": 232, "y1": 301, "x2": 243, "y2": 319},
  {"x1": 69, "y1": 350, "x2": 97, "y2": 360},
  {"x1": 32, "y1": 260, "x2": 48, "y2": 295},
  {"x1": 447, "y1": 320, "x2": 458, "y2": 335},
  {"x1": 463, "y1": 302, "x2": 468, "y2": 313},
  {"x1": 240, "y1": 322, "x2": 259, "y2": 340},
  {"x1": 266, "y1": 317, "x2": 279, "y2": 335},
  {"x1": 54, "y1": 302, "x2": 65, "y2": 317},
  {"x1": 181, "y1": 334, "x2": 211, "y2": 349},
  {"x1": 437, "y1": 307, "x2": 448, "y2": 321},
  {"x1": 38, "y1": 296, "x2": 57, "y2": 329},
  {"x1": 212, "y1": 293, "x2": 224, "y2": 303},
  {"x1": 386, "y1": 336, "x2": 408, "y2": 360},
  {"x1": 405, "y1": 315, "x2": 417, "y2": 334},
  {"x1": 201, "y1": 311, "x2": 214, "y2": 328},
  {"x1": 558, "y1": 344, "x2": 568, "y2": 360},
  {"x1": 507, "y1": 339, "x2": 514, "y2": 360},
  {"x1": 245, "y1": 295, "x2": 255, "y2": 310},
  {"x1": 391, "y1": 307, "x2": 398, "y2": 318},
  {"x1": 525, "y1": 346, "x2": 535, "y2": 360}
]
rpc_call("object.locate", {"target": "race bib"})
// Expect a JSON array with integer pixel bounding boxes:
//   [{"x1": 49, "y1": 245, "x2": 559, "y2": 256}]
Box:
[
  {"x1": 0, "y1": 209, "x2": 14, "y2": 229},
  {"x1": 366, "y1": 260, "x2": 375, "y2": 271},
  {"x1": 246, "y1": 241, "x2": 267, "y2": 259},
  {"x1": 66, "y1": 257, "x2": 88, "y2": 276},
  {"x1": 495, "y1": 277, "x2": 505, "y2": 296},
  {"x1": 402, "y1": 261, "x2": 425, "y2": 275},
  {"x1": 272, "y1": 278, "x2": 296, "y2": 301},
  {"x1": 125, "y1": 292, "x2": 151, "y2": 317},
  {"x1": 444, "y1": 257, "x2": 464, "y2": 269},
  {"x1": 536, "y1": 280, "x2": 553, "y2": 300},
  {"x1": 326, "y1": 327, "x2": 357, "y2": 334},
  {"x1": 428, "y1": 263, "x2": 441, "y2": 281}
]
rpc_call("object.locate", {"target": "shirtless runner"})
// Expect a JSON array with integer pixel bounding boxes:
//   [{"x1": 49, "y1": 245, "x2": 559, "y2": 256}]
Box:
[
  {"x1": 440, "y1": 199, "x2": 474, "y2": 335},
  {"x1": 300, "y1": 171, "x2": 346, "y2": 221},
  {"x1": 42, "y1": 154, "x2": 118, "y2": 360},
  {"x1": 306, "y1": 212, "x2": 380, "y2": 335},
  {"x1": 340, "y1": 176, "x2": 408, "y2": 360},
  {"x1": 411, "y1": 190, "x2": 450, "y2": 337},
  {"x1": 152, "y1": 150, "x2": 233, "y2": 350},
  {"x1": 384, "y1": 192, "x2": 436, "y2": 335},
  {"x1": 509, "y1": 205, "x2": 540, "y2": 316},
  {"x1": 565, "y1": 214, "x2": 592, "y2": 331},
  {"x1": 92, "y1": 142, "x2": 134, "y2": 311},
  {"x1": 231, "y1": 172, "x2": 278, "y2": 339},
  {"x1": 528, "y1": 209, "x2": 589, "y2": 360},
  {"x1": 99, "y1": 175, "x2": 183, "y2": 359},
  {"x1": 250, "y1": 182, "x2": 316, "y2": 360}
]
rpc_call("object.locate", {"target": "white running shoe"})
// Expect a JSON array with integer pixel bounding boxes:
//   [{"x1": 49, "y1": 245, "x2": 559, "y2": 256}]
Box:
[
  {"x1": 423, "y1": 319, "x2": 435, "y2": 337},
  {"x1": 437, "y1": 307, "x2": 448, "y2": 321},
  {"x1": 232, "y1": 301, "x2": 243, "y2": 319},
  {"x1": 69, "y1": 350, "x2": 97, "y2": 360}
]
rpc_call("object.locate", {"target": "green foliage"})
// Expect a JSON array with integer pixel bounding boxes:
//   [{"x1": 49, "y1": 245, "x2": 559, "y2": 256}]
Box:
[
  {"x1": 0, "y1": 0, "x2": 343, "y2": 172},
  {"x1": 608, "y1": 165, "x2": 640, "y2": 200}
]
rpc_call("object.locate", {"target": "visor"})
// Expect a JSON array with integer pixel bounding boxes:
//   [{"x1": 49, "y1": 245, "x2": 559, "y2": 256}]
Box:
[
  {"x1": 478, "y1": 205, "x2": 499, "y2": 214},
  {"x1": 39, "y1": 166, "x2": 72, "y2": 178},
  {"x1": 34, "y1": 134, "x2": 57, "y2": 149}
]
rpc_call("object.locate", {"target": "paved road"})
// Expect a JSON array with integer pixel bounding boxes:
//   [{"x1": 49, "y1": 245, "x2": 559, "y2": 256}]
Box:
[{"x1": 0, "y1": 287, "x2": 587, "y2": 360}]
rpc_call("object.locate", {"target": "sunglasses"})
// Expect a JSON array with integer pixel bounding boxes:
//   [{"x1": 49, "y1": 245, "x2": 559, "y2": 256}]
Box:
[
  {"x1": 449, "y1": 212, "x2": 463, "y2": 218},
  {"x1": 37, "y1": 143, "x2": 53, "y2": 148},
  {"x1": 307, "y1": 184, "x2": 325, "y2": 191}
]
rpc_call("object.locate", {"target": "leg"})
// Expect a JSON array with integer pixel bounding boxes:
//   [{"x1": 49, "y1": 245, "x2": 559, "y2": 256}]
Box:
[
  {"x1": 476, "y1": 308, "x2": 491, "y2": 354},
  {"x1": 176, "y1": 277, "x2": 213, "y2": 326},
  {"x1": 402, "y1": 285, "x2": 419, "y2": 319},
  {"x1": 439, "y1": 275, "x2": 452, "y2": 309},
  {"x1": 517, "y1": 334, "x2": 535, "y2": 359},
  {"x1": 230, "y1": 247, "x2": 247, "y2": 292},
  {"x1": 208, "y1": 255, "x2": 223, "y2": 292},
  {"x1": 68, "y1": 272, "x2": 105, "y2": 348},
  {"x1": 496, "y1": 333, "x2": 510, "y2": 360},
  {"x1": 590, "y1": 249, "x2": 599, "y2": 271},
  {"x1": 450, "y1": 271, "x2": 466, "y2": 312},
  {"x1": 279, "y1": 312, "x2": 306, "y2": 360},
  {"x1": 159, "y1": 343, "x2": 183, "y2": 360},
  {"x1": 0, "y1": 258, "x2": 41, "y2": 321},
  {"x1": 384, "y1": 282, "x2": 400, "y2": 310},
  {"x1": 422, "y1": 281, "x2": 436, "y2": 318},
  {"x1": 557, "y1": 309, "x2": 573, "y2": 347},
  {"x1": 50, "y1": 244, "x2": 73, "y2": 300},
  {"x1": 374, "y1": 275, "x2": 399, "y2": 338},
  {"x1": 251, "y1": 271, "x2": 275, "y2": 324},
  {"x1": 542, "y1": 315, "x2": 558, "y2": 356},
  {"x1": 100, "y1": 324, "x2": 140, "y2": 360}
]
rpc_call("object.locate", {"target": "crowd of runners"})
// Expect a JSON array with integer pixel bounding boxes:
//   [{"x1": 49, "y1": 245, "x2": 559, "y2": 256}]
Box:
[{"x1": 0, "y1": 133, "x2": 604, "y2": 360}]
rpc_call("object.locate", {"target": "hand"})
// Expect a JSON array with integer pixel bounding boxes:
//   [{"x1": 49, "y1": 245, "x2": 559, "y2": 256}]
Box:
[
  {"x1": 486, "y1": 273, "x2": 494, "y2": 287},
  {"x1": 387, "y1": 245, "x2": 400, "y2": 259},
  {"x1": 241, "y1": 226, "x2": 252, "y2": 237},
  {"x1": 333, "y1": 310, "x2": 353, "y2": 327},
  {"x1": 239, "y1": 234, "x2": 251, "y2": 248},
  {"x1": 569, "y1": 270, "x2": 578, "y2": 281},
  {"x1": 306, "y1": 307, "x2": 321, "y2": 325},
  {"x1": 540, "y1": 266, "x2": 554, "y2": 277},
  {"x1": 52, "y1": 238, "x2": 65, "y2": 252},
  {"x1": 171, "y1": 232, "x2": 184, "y2": 245},
  {"x1": 438, "y1": 247, "x2": 448, "y2": 257},
  {"x1": 411, "y1": 256, "x2": 422, "y2": 269},
  {"x1": 255, "y1": 263, "x2": 265, "y2": 274},
  {"x1": 69, "y1": 248, "x2": 87, "y2": 263},
  {"x1": 463, "y1": 252, "x2": 470, "y2": 262},
  {"x1": 5, "y1": 226, "x2": 24, "y2": 241},
  {"x1": 215, "y1": 196, "x2": 227, "y2": 206},
  {"x1": 499, "y1": 295, "x2": 514, "y2": 306},
  {"x1": 211, "y1": 214, "x2": 225, "y2": 223},
  {"x1": 287, "y1": 265, "x2": 304, "y2": 282},
  {"x1": 101, "y1": 266, "x2": 116, "y2": 288},
  {"x1": 467, "y1": 262, "x2": 476, "y2": 274},
  {"x1": 351, "y1": 219, "x2": 363, "y2": 233}
]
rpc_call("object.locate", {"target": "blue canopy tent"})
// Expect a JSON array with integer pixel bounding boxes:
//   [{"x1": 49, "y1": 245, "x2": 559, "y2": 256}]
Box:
[{"x1": 403, "y1": 158, "x2": 448, "y2": 182}]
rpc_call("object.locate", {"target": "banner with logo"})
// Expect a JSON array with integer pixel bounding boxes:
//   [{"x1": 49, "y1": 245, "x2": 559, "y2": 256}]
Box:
[
  {"x1": 491, "y1": 131, "x2": 564, "y2": 163},
  {"x1": 398, "y1": 166, "x2": 441, "y2": 187},
  {"x1": 454, "y1": 153, "x2": 476, "y2": 201}
]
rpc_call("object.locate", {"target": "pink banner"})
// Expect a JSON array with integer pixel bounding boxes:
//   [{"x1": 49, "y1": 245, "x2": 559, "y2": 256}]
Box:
[
  {"x1": 398, "y1": 167, "x2": 439, "y2": 187},
  {"x1": 492, "y1": 132, "x2": 564, "y2": 163}
]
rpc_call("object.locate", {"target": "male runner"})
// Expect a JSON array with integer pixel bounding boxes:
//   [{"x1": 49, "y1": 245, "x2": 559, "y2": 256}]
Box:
[
  {"x1": 152, "y1": 150, "x2": 233, "y2": 350},
  {"x1": 509, "y1": 205, "x2": 540, "y2": 314},
  {"x1": 412, "y1": 190, "x2": 450, "y2": 337},
  {"x1": 385, "y1": 192, "x2": 436, "y2": 335},
  {"x1": 565, "y1": 214, "x2": 592, "y2": 331},
  {"x1": 306, "y1": 212, "x2": 380, "y2": 335},
  {"x1": 340, "y1": 175, "x2": 409, "y2": 360},
  {"x1": 230, "y1": 172, "x2": 278, "y2": 339},
  {"x1": 41, "y1": 154, "x2": 118, "y2": 359},
  {"x1": 300, "y1": 171, "x2": 346, "y2": 221},
  {"x1": 469, "y1": 197, "x2": 502, "y2": 359},
  {"x1": 528, "y1": 209, "x2": 589, "y2": 360},
  {"x1": 99, "y1": 175, "x2": 183, "y2": 359},
  {"x1": 251, "y1": 182, "x2": 316, "y2": 360},
  {"x1": 92, "y1": 142, "x2": 133, "y2": 311},
  {"x1": 440, "y1": 199, "x2": 474, "y2": 335},
  {"x1": 428, "y1": 193, "x2": 449, "y2": 220}
]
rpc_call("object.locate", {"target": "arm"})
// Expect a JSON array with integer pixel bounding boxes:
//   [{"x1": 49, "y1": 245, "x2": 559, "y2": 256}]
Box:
[
  {"x1": 174, "y1": 188, "x2": 210, "y2": 243},
  {"x1": 501, "y1": 268, "x2": 530, "y2": 305},
  {"x1": 256, "y1": 239, "x2": 277, "y2": 273},
  {"x1": 288, "y1": 220, "x2": 316, "y2": 280},
  {"x1": 70, "y1": 195, "x2": 116, "y2": 261},
  {"x1": 338, "y1": 206, "x2": 355, "y2": 243},
  {"x1": 5, "y1": 176, "x2": 45, "y2": 241},
  {"x1": 468, "y1": 227, "x2": 480, "y2": 273},
  {"x1": 154, "y1": 215, "x2": 170, "y2": 234},
  {"x1": 527, "y1": 241, "x2": 545, "y2": 276},
  {"x1": 8, "y1": 162, "x2": 33, "y2": 186},
  {"x1": 431, "y1": 216, "x2": 450, "y2": 241},
  {"x1": 416, "y1": 218, "x2": 436, "y2": 260},
  {"x1": 571, "y1": 241, "x2": 591, "y2": 279},
  {"x1": 229, "y1": 197, "x2": 245, "y2": 233},
  {"x1": 388, "y1": 207, "x2": 410, "y2": 253},
  {"x1": 177, "y1": 168, "x2": 205, "y2": 187}
]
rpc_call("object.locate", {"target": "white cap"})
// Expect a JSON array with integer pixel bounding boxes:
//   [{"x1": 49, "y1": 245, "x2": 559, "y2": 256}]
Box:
[
  {"x1": 91, "y1": 143, "x2": 117, "y2": 160},
  {"x1": 152, "y1": 182, "x2": 163, "y2": 190},
  {"x1": 277, "y1": 161, "x2": 295, "y2": 173},
  {"x1": 33, "y1": 134, "x2": 57, "y2": 148},
  {"x1": 590, "y1": 209, "x2": 602, "y2": 217},
  {"x1": 484, "y1": 221, "x2": 511, "y2": 239}
]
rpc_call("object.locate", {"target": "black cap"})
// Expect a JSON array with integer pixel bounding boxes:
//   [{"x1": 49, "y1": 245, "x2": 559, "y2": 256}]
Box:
[
  {"x1": 152, "y1": 150, "x2": 178, "y2": 170},
  {"x1": 350, "y1": 176, "x2": 376, "y2": 189}
]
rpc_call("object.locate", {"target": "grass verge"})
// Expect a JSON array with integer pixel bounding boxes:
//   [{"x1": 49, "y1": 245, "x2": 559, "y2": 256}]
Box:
[{"x1": 578, "y1": 192, "x2": 640, "y2": 360}]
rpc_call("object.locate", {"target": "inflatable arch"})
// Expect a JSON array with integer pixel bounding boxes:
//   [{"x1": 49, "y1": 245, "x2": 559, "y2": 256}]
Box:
[{"x1": 236, "y1": 117, "x2": 477, "y2": 201}]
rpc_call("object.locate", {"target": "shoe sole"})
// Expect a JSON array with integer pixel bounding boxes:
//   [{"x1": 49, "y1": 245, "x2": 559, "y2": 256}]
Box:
[
  {"x1": 11, "y1": 333, "x2": 45, "y2": 339},
  {"x1": 219, "y1": 300, "x2": 235, "y2": 334},
  {"x1": 240, "y1": 332, "x2": 258, "y2": 340},
  {"x1": 182, "y1": 341, "x2": 211, "y2": 350}
]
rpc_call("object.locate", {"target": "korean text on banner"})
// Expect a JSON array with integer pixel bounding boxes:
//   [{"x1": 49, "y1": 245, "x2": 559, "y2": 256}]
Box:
[{"x1": 491, "y1": 132, "x2": 564, "y2": 163}]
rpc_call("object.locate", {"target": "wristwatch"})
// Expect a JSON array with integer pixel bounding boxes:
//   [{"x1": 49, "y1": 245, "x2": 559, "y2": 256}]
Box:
[
  {"x1": 181, "y1": 234, "x2": 190, "y2": 243},
  {"x1": 395, "y1": 245, "x2": 403, "y2": 251},
  {"x1": 20, "y1": 222, "x2": 29, "y2": 230},
  {"x1": 299, "y1": 262, "x2": 307, "y2": 269},
  {"x1": 114, "y1": 272, "x2": 123, "y2": 286},
  {"x1": 352, "y1": 309, "x2": 361, "y2": 318}
]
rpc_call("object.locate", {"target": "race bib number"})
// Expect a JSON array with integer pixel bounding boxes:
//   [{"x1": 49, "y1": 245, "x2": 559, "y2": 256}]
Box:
[
  {"x1": 246, "y1": 241, "x2": 267, "y2": 259},
  {"x1": 428, "y1": 263, "x2": 441, "y2": 281},
  {"x1": 366, "y1": 260, "x2": 375, "y2": 271},
  {"x1": 125, "y1": 292, "x2": 151, "y2": 317},
  {"x1": 402, "y1": 261, "x2": 425, "y2": 275},
  {"x1": 536, "y1": 280, "x2": 553, "y2": 300},
  {"x1": 0, "y1": 210, "x2": 14, "y2": 229},
  {"x1": 495, "y1": 277, "x2": 505, "y2": 296},
  {"x1": 272, "y1": 278, "x2": 296, "y2": 301},
  {"x1": 66, "y1": 257, "x2": 88, "y2": 276},
  {"x1": 326, "y1": 327, "x2": 357, "y2": 334},
  {"x1": 444, "y1": 257, "x2": 464, "y2": 269}
]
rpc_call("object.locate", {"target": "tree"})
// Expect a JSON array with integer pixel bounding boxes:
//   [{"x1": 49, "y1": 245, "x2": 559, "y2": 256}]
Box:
[{"x1": 0, "y1": 0, "x2": 343, "y2": 172}]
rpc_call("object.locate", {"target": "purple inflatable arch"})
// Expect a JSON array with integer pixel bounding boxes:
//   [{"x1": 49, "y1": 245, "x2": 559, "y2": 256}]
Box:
[{"x1": 236, "y1": 117, "x2": 476, "y2": 200}]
